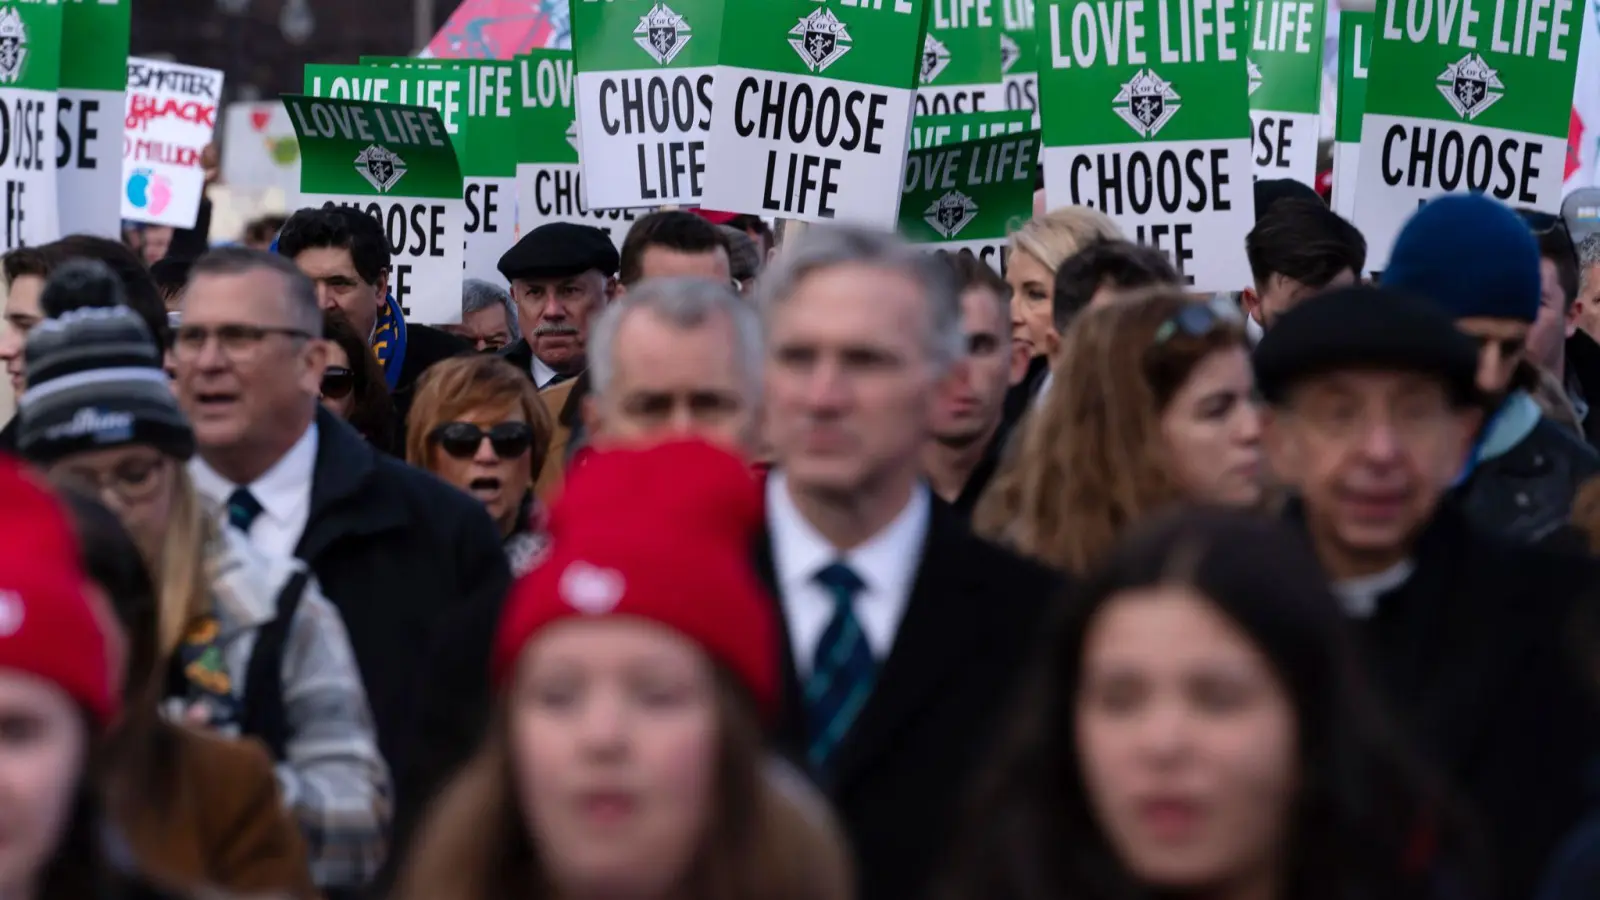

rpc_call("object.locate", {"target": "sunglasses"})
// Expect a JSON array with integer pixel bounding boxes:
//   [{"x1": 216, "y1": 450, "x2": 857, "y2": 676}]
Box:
[
  {"x1": 321, "y1": 366, "x2": 355, "y2": 400},
  {"x1": 1519, "y1": 208, "x2": 1578, "y2": 266},
  {"x1": 429, "y1": 421, "x2": 535, "y2": 460},
  {"x1": 1153, "y1": 302, "x2": 1225, "y2": 344}
]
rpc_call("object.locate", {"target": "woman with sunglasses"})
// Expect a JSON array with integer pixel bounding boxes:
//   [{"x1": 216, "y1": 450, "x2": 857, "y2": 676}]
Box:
[
  {"x1": 321, "y1": 309, "x2": 398, "y2": 455},
  {"x1": 16, "y1": 306, "x2": 391, "y2": 895},
  {"x1": 976, "y1": 289, "x2": 1263, "y2": 574},
  {"x1": 406, "y1": 354, "x2": 556, "y2": 576}
]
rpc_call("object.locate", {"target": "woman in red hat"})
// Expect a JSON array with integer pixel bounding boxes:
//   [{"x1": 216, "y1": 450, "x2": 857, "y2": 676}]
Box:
[
  {"x1": 0, "y1": 458, "x2": 219, "y2": 899},
  {"x1": 394, "y1": 439, "x2": 853, "y2": 900}
]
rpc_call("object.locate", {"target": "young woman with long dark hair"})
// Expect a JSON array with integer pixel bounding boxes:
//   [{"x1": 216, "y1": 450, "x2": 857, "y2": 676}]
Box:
[{"x1": 944, "y1": 506, "x2": 1480, "y2": 900}]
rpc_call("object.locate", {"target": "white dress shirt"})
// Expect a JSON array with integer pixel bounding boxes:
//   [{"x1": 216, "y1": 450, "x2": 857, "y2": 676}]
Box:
[
  {"x1": 191, "y1": 422, "x2": 319, "y2": 559},
  {"x1": 531, "y1": 355, "x2": 560, "y2": 389},
  {"x1": 766, "y1": 471, "x2": 930, "y2": 679}
]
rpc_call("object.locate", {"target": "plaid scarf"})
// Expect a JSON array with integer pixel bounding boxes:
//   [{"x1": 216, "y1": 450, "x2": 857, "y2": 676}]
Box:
[{"x1": 371, "y1": 291, "x2": 408, "y2": 391}]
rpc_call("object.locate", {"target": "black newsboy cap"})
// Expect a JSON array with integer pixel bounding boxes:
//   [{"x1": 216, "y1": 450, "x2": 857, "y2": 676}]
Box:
[
  {"x1": 497, "y1": 222, "x2": 619, "y2": 282},
  {"x1": 1253, "y1": 285, "x2": 1481, "y2": 407}
]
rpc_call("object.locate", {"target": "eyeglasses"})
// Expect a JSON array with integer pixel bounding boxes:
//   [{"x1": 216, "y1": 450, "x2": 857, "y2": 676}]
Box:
[
  {"x1": 429, "y1": 421, "x2": 535, "y2": 460},
  {"x1": 1153, "y1": 302, "x2": 1225, "y2": 344},
  {"x1": 171, "y1": 323, "x2": 312, "y2": 362},
  {"x1": 321, "y1": 366, "x2": 354, "y2": 400},
  {"x1": 49, "y1": 454, "x2": 171, "y2": 506}
]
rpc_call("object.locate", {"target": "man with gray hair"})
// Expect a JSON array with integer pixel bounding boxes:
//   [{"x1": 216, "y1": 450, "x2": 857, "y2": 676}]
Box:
[
  {"x1": 446, "y1": 278, "x2": 519, "y2": 352},
  {"x1": 582, "y1": 276, "x2": 762, "y2": 452},
  {"x1": 755, "y1": 224, "x2": 1058, "y2": 900}
]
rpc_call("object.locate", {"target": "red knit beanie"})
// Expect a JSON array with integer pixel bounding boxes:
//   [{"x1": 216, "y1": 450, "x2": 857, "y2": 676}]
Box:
[
  {"x1": 0, "y1": 458, "x2": 121, "y2": 730},
  {"x1": 492, "y1": 439, "x2": 778, "y2": 719}
]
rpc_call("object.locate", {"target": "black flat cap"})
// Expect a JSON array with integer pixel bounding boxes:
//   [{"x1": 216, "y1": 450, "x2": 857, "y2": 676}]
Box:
[
  {"x1": 1253, "y1": 285, "x2": 1480, "y2": 406},
  {"x1": 498, "y1": 222, "x2": 619, "y2": 282}
]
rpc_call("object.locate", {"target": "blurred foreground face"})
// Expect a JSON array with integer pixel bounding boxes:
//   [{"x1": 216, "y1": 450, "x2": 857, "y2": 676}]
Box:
[
  {"x1": 1077, "y1": 586, "x2": 1296, "y2": 891},
  {"x1": 592, "y1": 307, "x2": 754, "y2": 452},
  {"x1": 45, "y1": 445, "x2": 176, "y2": 566},
  {"x1": 0, "y1": 672, "x2": 89, "y2": 893},
  {"x1": 765, "y1": 263, "x2": 942, "y2": 496},
  {"x1": 1264, "y1": 371, "x2": 1476, "y2": 564},
  {"x1": 511, "y1": 619, "x2": 718, "y2": 897},
  {"x1": 1161, "y1": 347, "x2": 1263, "y2": 507}
]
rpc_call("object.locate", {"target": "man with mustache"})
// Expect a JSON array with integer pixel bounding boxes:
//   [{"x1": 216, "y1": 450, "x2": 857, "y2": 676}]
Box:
[{"x1": 497, "y1": 223, "x2": 621, "y2": 497}]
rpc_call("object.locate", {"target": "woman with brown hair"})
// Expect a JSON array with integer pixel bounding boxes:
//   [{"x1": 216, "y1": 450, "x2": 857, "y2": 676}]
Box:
[
  {"x1": 407, "y1": 354, "x2": 556, "y2": 576},
  {"x1": 395, "y1": 439, "x2": 852, "y2": 900},
  {"x1": 57, "y1": 486, "x2": 317, "y2": 898},
  {"x1": 976, "y1": 289, "x2": 1263, "y2": 574},
  {"x1": 321, "y1": 308, "x2": 398, "y2": 454}
]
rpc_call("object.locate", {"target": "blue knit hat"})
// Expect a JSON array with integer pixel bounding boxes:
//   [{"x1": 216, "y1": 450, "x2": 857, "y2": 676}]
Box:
[{"x1": 1381, "y1": 193, "x2": 1541, "y2": 322}]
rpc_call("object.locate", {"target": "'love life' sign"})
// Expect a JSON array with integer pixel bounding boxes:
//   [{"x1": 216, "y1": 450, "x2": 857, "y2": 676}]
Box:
[
  {"x1": 1352, "y1": 0, "x2": 1582, "y2": 269},
  {"x1": 1037, "y1": 0, "x2": 1254, "y2": 291},
  {"x1": 573, "y1": 0, "x2": 723, "y2": 209},
  {"x1": 917, "y1": 0, "x2": 1006, "y2": 116},
  {"x1": 1332, "y1": 9, "x2": 1372, "y2": 218},
  {"x1": 900, "y1": 129, "x2": 1039, "y2": 275},
  {"x1": 0, "y1": 0, "x2": 61, "y2": 252},
  {"x1": 1245, "y1": 0, "x2": 1326, "y2": 186},
  {"x1": 700, "y1": 0, "x2": 927, "y2": 227},
  {"x1": 362, "y1": 56, "x2": 523, "y2": 285},
  {"x1": 911, "y1": 109, "x2": 1033, "y2": 149},
  {"x1": 283, "y1": 94, "x2": 466, "y2": 326},
  {"x1": 514, "y1": 50, "x2": 648, "y2": 251}
]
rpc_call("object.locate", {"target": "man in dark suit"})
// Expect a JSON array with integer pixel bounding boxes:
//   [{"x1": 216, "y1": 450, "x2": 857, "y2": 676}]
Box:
[
  {"x1": 172, "y1": 249, "x2": 511, "y2": 848},
  {"x1": 275, "y1": 206, "x2": 470, "y2": 423},
  {"x1": 756, "y1": 224, "x2": 1060, "y2": 900}
]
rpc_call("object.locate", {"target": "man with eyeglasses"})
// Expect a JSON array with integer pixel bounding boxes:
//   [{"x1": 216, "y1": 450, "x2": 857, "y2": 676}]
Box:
[
  {"x1": 1255, "y1": 283, "x2": 1600, "y2": 900},
  {"x1": 1381, "y1": 194, "x2": 1599, "y2": 546},
  {"x1": 173, "y1": 247, "x2": 512, "y2": 864}
]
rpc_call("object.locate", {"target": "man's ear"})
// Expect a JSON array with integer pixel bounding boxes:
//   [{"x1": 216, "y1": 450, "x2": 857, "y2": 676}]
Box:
[
  {"x1": 1568, "y1": 299, "x2": 1584, "y2": 339},
  {"x1": 605, "y1": 276, "x2": 621, "y2": 300},
  {"x1": 1241, "y1": 286, "x2": 1263, "y2": 326},
  {"x1": 300, "y1": 335, "x2": 331, "y2": 399},
  {"x1": 375, "y1": 269, "x2": 391, "y2": 304},
  {"x1": 1259, "y1": 407, "x2": 1298, "y2": 487}
]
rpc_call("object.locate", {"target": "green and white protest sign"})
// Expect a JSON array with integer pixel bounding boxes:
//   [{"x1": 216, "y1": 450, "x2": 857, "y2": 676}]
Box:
[
  {"x1": 283, "y1": 94, "x2": 465, "y2": 325},
  {"x1": 1038, "y1": 0, "x2": 1253, "y2": 289},
  {"x1": 912, "y1": 109, "x2": 1033, "y2": 148},
  {"x1": 917, "y1": 0, "x2": 1006, "y2": 115},
  {"x1": 1332, "y1": 9, "x2": 1372, "y2": 217},
  {"x1": 304, "y1": 63, "x2": 466, "y2": 154},
  {"x1": 59, "y1": 0, "x2": 128, "y2": 239},
  {"x1": 514, "y1": 50, "x2": 645, "y2": 250},
  {"x1": 1246, "y1": 0, "x2": 1326, "y2": 184},
  {"x1": 700, "y1": 0, "x2": 927, "y2": 226},
  {"x1": 1002, "y1": 0, "x2": 1039, "y2": 125},
  {"x1": 1352, "y1": 0, "x2": 1582, "y2": 269},
  {"x1": 363, "y1": 56, "x2": 521, "y2": 283},
  {"x1": 572, "y1": 0, "x2": 722, "y2": 208},
  {"x1": 901, "y1": 129, "x2": 1039, "y2": 274},
  {"x1": 0, "y1": 0, "x2": 60, "y2": 250}
]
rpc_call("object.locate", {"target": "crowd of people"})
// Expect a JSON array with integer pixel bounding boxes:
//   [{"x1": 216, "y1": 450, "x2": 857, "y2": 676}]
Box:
[{"x1": 1, "y1": 183, "x2": 1600, "y2": 900}]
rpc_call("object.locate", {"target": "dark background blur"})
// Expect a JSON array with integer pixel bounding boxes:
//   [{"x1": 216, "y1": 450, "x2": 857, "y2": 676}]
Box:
[{"x1": 131, "y1": 0, "x2": 453, "y2": 104}]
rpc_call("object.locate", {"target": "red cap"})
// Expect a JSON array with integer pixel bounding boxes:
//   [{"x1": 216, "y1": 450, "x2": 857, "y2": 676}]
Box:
[
  {"x1": 492, "y1": 440, "x2": 778, "y2": 718},
  {"x1": 1316, "y1": 169, "x2": 1334, "y2": 202},
  {"x1": 0, "y1": 459, "x2": 121, "y2": 730},
  {"x1": 687, "y1": 208, "x2": 741, "y2": 226}
]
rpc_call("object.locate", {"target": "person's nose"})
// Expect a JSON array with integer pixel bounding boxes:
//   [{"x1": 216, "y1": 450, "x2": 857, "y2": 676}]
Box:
[
  {"x1": 314, "y1": 283, "x2": 336, "y2": 311},
  {"x1": 802, "y1": 360, "x2": 850, "y2": 412},
  {"x1": 1234, "y1": 400, "x2": 1263, "y2": 446},
  {"x1": 1131, "y1": 697, "x2": 1195, "y2": 768},
  {"x1": 1355, "y1": 415, "x2": 1404, "y2": 465},
  {"x1": 576, "y1": 688, "x2": 630, "y2": 758},
  {"x1": 193, "y1": 332, "x2": 230, "y2": 372},
  {"x1": 1475, "y1": 346, "x2": 1503, "y2": 394},
  {"x1": 0, "y1": 328, "x2": 20, "y2": 363},
  {"x1": 472, "y1": 435, "x2": 499, "y2": 465}
]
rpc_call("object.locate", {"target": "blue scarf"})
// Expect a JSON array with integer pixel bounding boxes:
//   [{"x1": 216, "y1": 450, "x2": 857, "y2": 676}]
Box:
[
  {"x1": 270, "y1": 235, "x2": 408, "y2": 390},
  {"x1": 1454, "y1": 390, "x2": 1543, "y2": 486}
]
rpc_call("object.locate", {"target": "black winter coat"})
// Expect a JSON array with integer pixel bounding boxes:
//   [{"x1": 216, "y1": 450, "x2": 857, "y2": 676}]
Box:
[{"x1": 1453, "y1": 415, "x2": 1600, "y2": 545}]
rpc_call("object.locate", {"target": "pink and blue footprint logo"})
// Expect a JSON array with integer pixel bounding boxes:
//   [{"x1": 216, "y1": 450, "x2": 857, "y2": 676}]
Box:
[{"x1": 125, "y1": 169, "x2": 172, "y2": 216}]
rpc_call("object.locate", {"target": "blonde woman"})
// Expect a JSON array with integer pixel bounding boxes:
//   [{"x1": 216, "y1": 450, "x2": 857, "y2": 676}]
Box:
[
  {"x1": 1005, "y1": 206, "x2": 1123, "y2": 370},
  {"x1": 16, "y1": 302, "x2": 390, "y2": 894}
]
